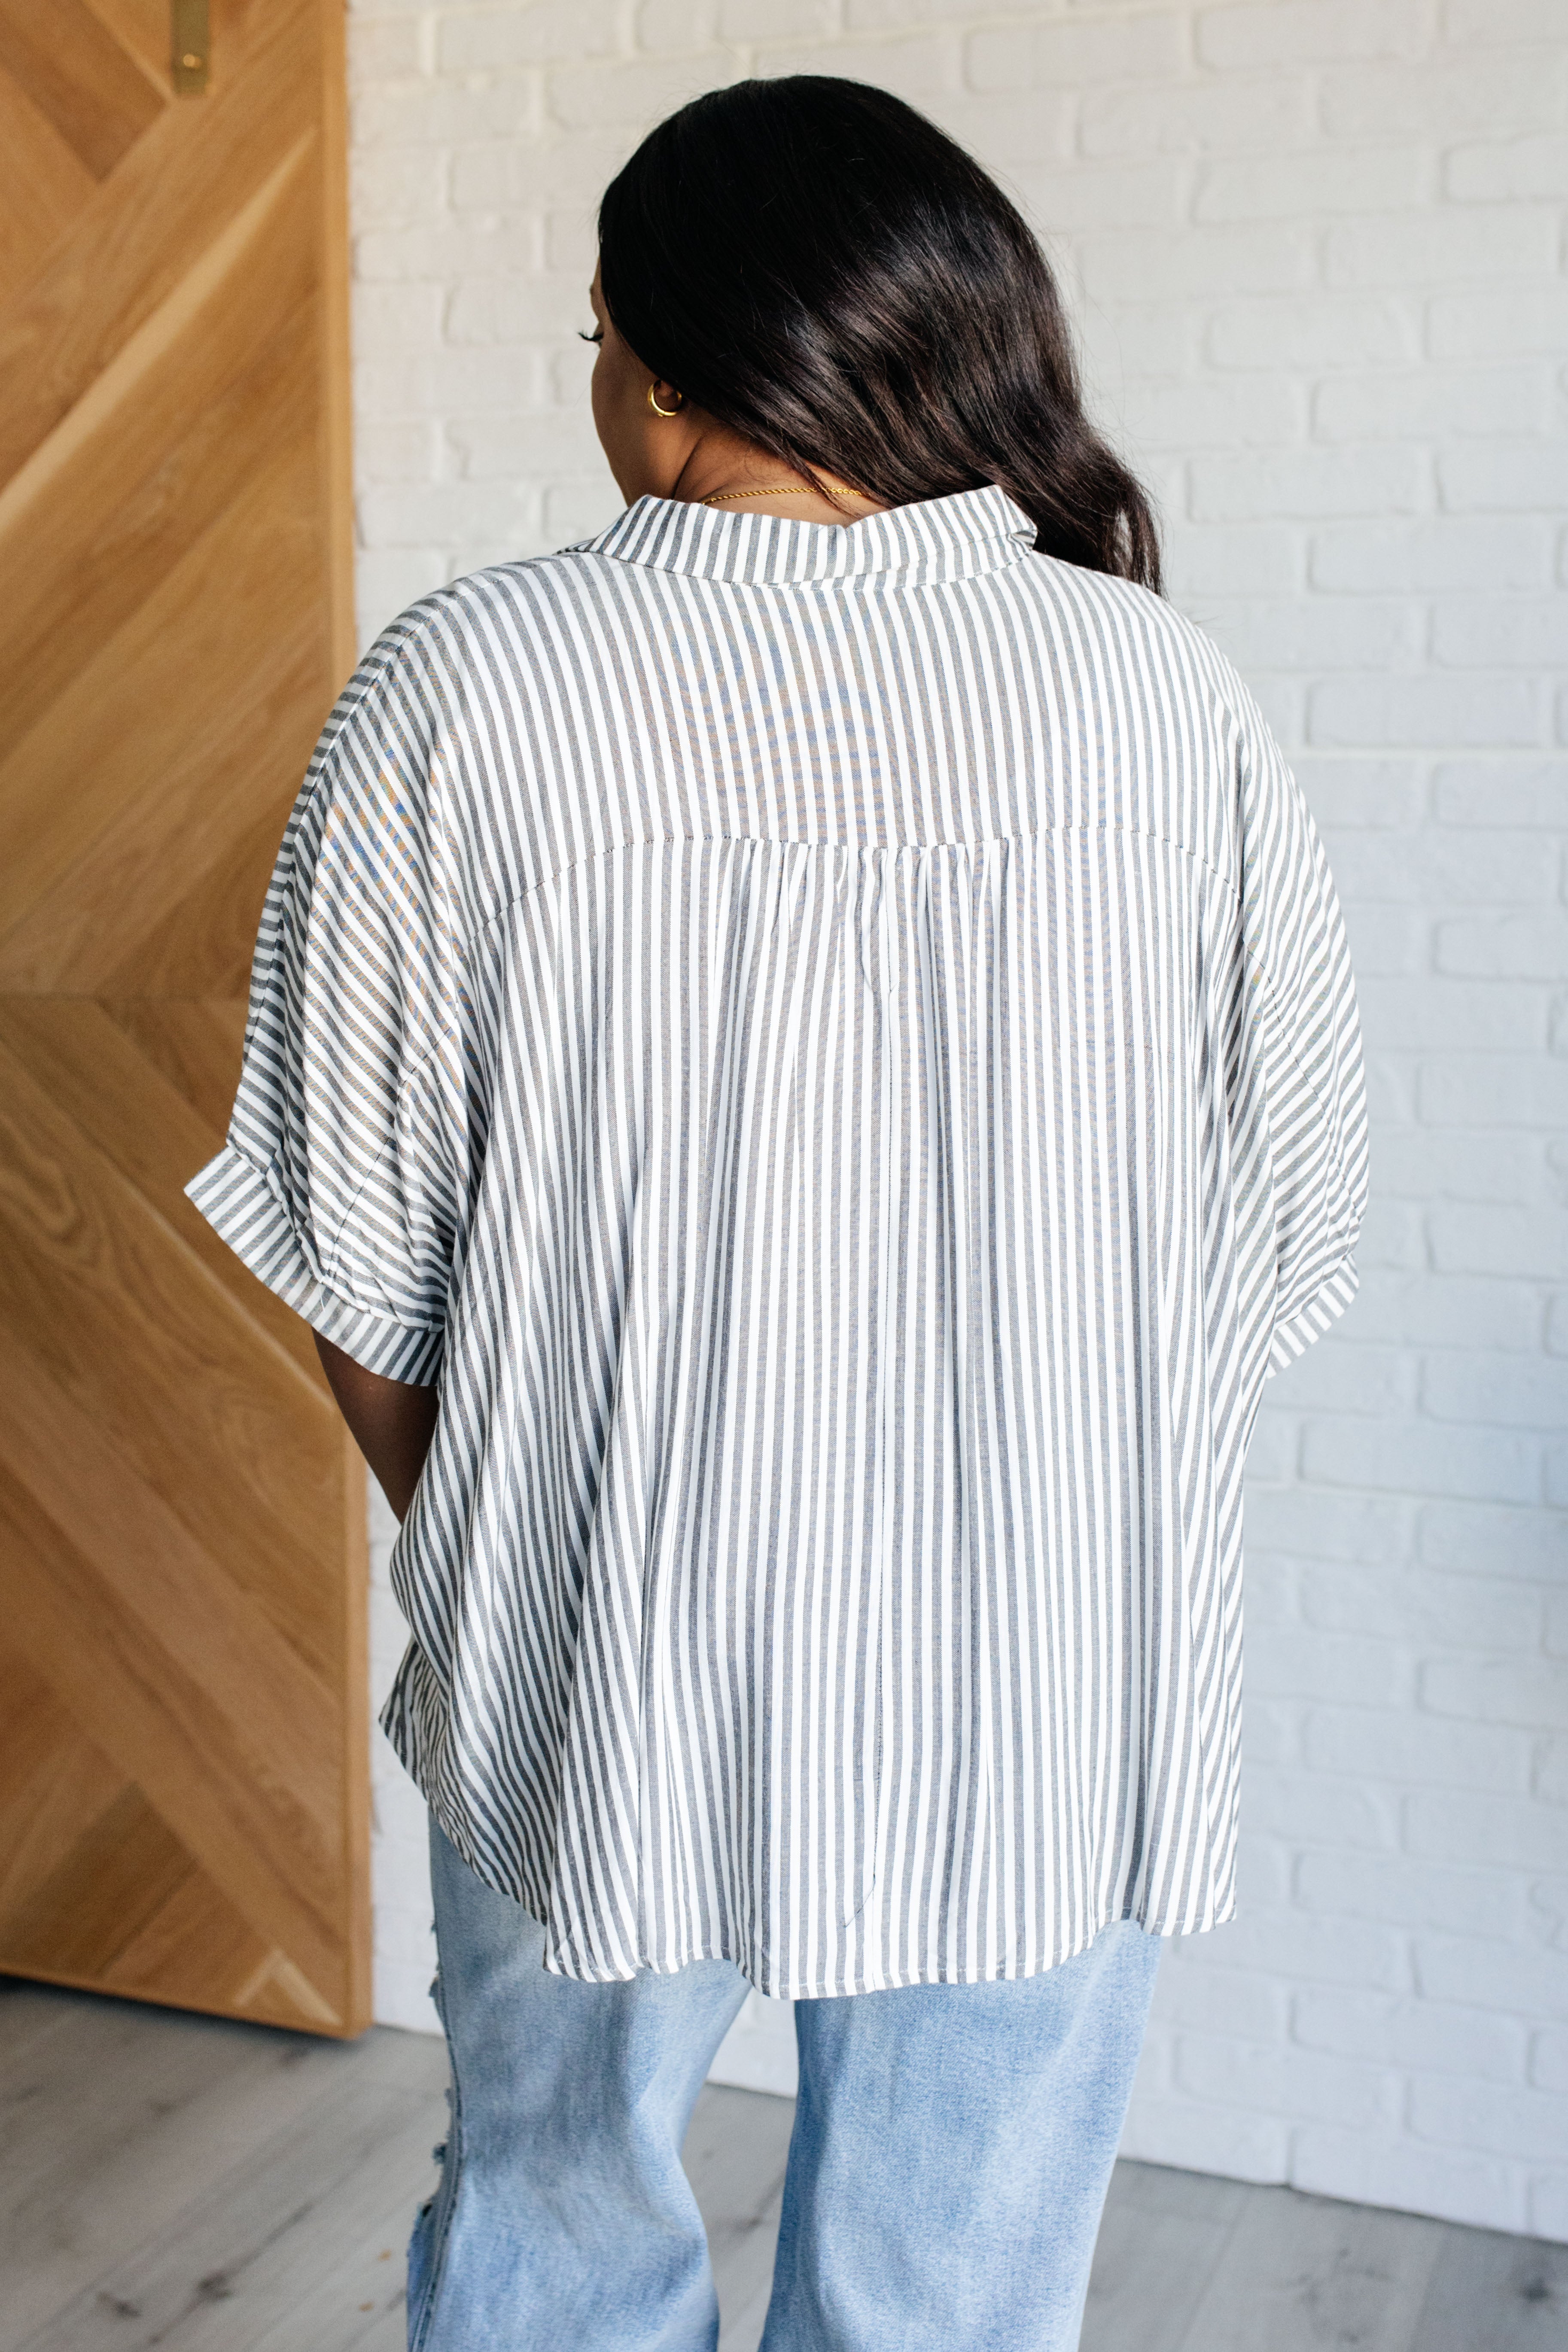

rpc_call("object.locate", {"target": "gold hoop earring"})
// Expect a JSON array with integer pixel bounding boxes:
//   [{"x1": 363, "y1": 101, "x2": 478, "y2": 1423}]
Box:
[{"x1": 647, "y1": 383, "x2": 684, "y2": 417}]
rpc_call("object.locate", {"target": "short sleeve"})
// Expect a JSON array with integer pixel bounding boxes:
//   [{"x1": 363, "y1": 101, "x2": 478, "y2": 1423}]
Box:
[
  {"x1": 1230, "y1": 697, "x2": 1370, "y2": 1375},
  {"x1": 186, "y1": 627, "x2": 470, "y2": 1383}
]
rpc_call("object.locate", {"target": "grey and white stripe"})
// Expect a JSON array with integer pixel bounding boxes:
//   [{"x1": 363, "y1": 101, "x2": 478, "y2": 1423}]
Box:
[{"x1": 189, "y1": 486, "x2": 1366, "y2": 1996}]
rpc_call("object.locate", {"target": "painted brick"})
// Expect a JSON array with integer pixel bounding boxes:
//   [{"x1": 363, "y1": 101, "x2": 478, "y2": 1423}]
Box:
[
  {"x1": 966, "y1": 15, "x2": 1187, "y2": 92},
  {"x1": 1321, "y1": 54, "x2": 1568, "y2": 142},
  {"x1": 1531, "y1": 2175, "x2": 1568, "y2": 2242},
  {"x1": 357, "y1": 221, "x2": 541, "y2": 283},
  {"x1": 1250, "y1": 1626, "x2": 1410, "y2": 1707},
  {"x1": 1440, "y1": 443, "x2": 1568, "y2": 515},
  {"x1": 1205, "y1": 1910, "x2": 1410, "y2": 1990},
  {"x1": 923, "y1": 89, "x2": 1078, "y2": 167},
  {"x1": 438, "y1": 0, "x2": 620, "y2": 68},
  {"x1": 1309, "y1": 676, "x2": 1541, "y2": 751},
  {"x1": 548, "y1": 55, "x2": 738, "y2": 131},
  {"x1": 1076, "y1": 223, "x2": 1314, "y2": 304},
  {"x1": 1160, "y1": 525, "x2": 1303, "y2": 596},
  {"x1": 1245, "y1": 1697, "x2": 1305, "y2": 1768},
  {"x1": 350, "y1": 146, "x2": 448, "y2": 231},
  {"x1": 1445, "y1": 132, "x2": 1568, "y2": 201},
  {"x1": 356, "y1": 549, "x2": 447, "y2": 645},
  {"x1": 1292, "y1": 756, "x2": 1427, "y2": 828},
  {"x1": 1245, "y1": 1766, "x2": 1401, "y2": 1851},
  {"x1": 352, "y1": 72, "x2": 539, "y2": 147},
  {"x1": 1120, "y1": 2094, "x2": 1290, "y2": 2183},
  {"x1": 1434, "y1": 760, "x2": 1568, "y2": 826},
  {"x1": 1017, "y1": 160, "x2": 1190, "y2": 235},
  {"x1": 1290, "y1": 2127, "x2": 1526, "y2": 2233},
  {"x1": 1419, "y1": 1652, "x2": 1568, "y2": 1725},
  {"x1": 1327, "y1": 206, "x2": 1559, "y2": 290},
  {"x1": 1196, "y1": 0, "x2": 1434, "y2": 69},
  {"x1": 1433, "y1": 599, "x2": 1568, "y2": 670},
  {"x1": 445, "y1": 269, "x2": 600, "y2": 341},
  {"x1": 1154, "y1": 1959, "x2": 1291, "y2": 2042},
  {"x1": 1428, "y1": 283, "x2": 1568, "y2": 362},
  {"x1": 1193, "y1": 447, "x2": 1423, "y2": 523},
  {"x1": 1305, "y1": 1704, "x2": 1531, "y2": 1792},
  {"x1": 1357, "y1": 977, "x2": 1544, "y2": 1052},
  {"x1": 1340, "y1": 902, "x2": 1425, "y2": 976},
  {"x1": 1080, "y1": 76, "x2": 1313, "y2": 159},
  {"x1": 1419, "y1": 1500, "x2": 1568, "y2": 1583},
  {"x1": 1299, "y1": 1561, "x2": 1541, "y2": 1652},
  {"x1": 1195, "y1": 144, "x2": 1431, "y2": 223},
  {"x1": 1534, "y1": 1740, "x2": 1568, "y2": 1804},
  {"x1": 1081, "y1": 302, "x2": 1203, "y2": 390},
  {"x1": 1209, "y1": 295, "x2": 1416, "y2": 371},
  {"x1": 1178, "y1": 2034, "x2": 1400, "y2": 2129},
  {"x1": 1404, "y1": 1790, "x2": 1565, "y2": 1871},
  {"x1": 356, "y1": 419, "x2": 440, "y2": 484},
  {"x1": 1339, "y1": 1270, "x2": 1542, "y2": 1353},
  {"x1": 750, "y1": 33, "x2": 957, "y2": 100},
  {"x1": 347, "y1": 18, "x2": 425, "y2": 79},
  {"x1": 722, "y1": 0, "x2": 837, "y2": 41},
  {"x1": 1313, "y1": 367, "x2": 1551, "y2": 443},
  {"x1": 842, "y1": 0, "x2": 1001, "y2": 24},
  {"x1": 1429, "y1": 1205, "x2": 1568, "y2": 1280},
  {"x1": 634, "y1": 0, "x2": 722, "y2": 51},
  {"x1": 1116, "y1": 376, "x2": 1303, "y2": 454},
  {"x1": 359, "y1": 478, "x2": 537, "y2": 545},
  {"x1": 1436, "y1": 913, "x2": 1568, "y2": 981},
  {"x1": 1310, "y1": 518, "x2": 1551, "y2": 593},
  {"x1": 1420, "y1": 1058, "x2": 1568, "y2": 1129},
  {"x1": 1293, "y1": 1986, "x2": 1528, "y2": 2078},
  {"x1": 1410, "y1": 2076, "x2": 1568, "y2": 2166},
  {"x1": 1444, "y1": 0, "x2": 1568, "y2": 40},
  {"x1": 1375, "y1": 1130, "x2": 1547, "y2": 1208},
  {"x1": 1325, "y1": 828, "x2": 1556, "y2": 905},
  {"x1": 1206, "y1": 599, "x2": 1422, "y2": 673},
  {"x1": 354, "y1": 280, "x2": 446, "y2": 358},
  {"x1": 1534, "y1": 2031, "x2": 1568, "y2": 2094},
  {"x1": 1258, "y1": 1343, "x2": 1412, "y2": 1415}
]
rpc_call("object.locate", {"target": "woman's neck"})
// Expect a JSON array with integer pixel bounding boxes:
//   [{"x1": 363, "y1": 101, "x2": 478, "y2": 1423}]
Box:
[{"x1": 670, "y1": 438, "x2": 884, "y2": 526}]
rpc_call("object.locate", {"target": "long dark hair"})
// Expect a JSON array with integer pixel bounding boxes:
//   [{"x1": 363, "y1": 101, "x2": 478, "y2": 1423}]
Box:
[{"x1": 598, "y1": 77, "x2": 1160, "y2": 592}]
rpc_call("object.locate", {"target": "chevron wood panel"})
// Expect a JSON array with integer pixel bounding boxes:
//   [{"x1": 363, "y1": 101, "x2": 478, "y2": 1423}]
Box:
[{"x1": 0, "y1": 0, "x2": 367, "y2": 2034}]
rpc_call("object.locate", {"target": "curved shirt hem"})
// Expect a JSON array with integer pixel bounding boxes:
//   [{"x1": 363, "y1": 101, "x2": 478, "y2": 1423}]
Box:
[{"x1": 382, "y1": 1640, "x2": 1230, "y2": 2001}]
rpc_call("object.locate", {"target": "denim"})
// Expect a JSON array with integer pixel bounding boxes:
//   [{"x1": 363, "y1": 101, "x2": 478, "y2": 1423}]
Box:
[{"x1": 409, "y1": 1821, "x2": 1160, "y2": 2352}]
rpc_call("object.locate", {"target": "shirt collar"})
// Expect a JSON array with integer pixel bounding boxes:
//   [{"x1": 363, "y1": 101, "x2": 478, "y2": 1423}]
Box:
[{"x1": 579, "y1": 484, "x2": 1038, "y2": 586}]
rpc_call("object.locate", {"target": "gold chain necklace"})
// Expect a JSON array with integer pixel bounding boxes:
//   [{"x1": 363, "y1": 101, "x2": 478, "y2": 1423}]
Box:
[{"x1": 702, "y1": 485, "x2": 823, "y2": 506}]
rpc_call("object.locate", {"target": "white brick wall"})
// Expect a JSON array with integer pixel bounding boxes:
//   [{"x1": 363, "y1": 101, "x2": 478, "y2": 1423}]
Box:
[{"x1": 348, "y1": 0, "x2": 1568, "y2": 2238}]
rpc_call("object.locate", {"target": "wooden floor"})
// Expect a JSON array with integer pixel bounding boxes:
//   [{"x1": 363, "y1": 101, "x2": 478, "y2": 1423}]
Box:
[{"x1": 2, "y1": 1978, "x2": 1564, "y2": 2350}]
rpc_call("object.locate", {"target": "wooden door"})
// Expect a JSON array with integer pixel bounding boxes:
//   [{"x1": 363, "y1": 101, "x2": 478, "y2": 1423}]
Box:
[{"x1": 0, "y1": 0, "x2": 369, "y2": 2036}]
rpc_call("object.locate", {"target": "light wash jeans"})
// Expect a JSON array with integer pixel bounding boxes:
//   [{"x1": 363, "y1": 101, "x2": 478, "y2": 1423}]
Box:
[{"x1": 408, "y1": 1821, "x2": 1160, "y2": 2352}]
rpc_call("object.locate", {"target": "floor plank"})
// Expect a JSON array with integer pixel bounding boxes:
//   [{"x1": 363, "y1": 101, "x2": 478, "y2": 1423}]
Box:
[
  {"x1": 4, "y1": 1977, "x2": 1565, "y2": 2352},
  {"x1": 682, "y1": 2085, "x2": 795, "y2": 2352},
  {"x1": 1, "y1": 1991, "x2": 356, "y2": 2346},
  {"x1": 15, "y1": 2042, "x2": 447, "y2": 2352},
  {"x1": 1081, "y1": 2160, "x2": 1248, "y2": 2352},
  {"x1": 1412, "y1": 2225, "x2": 1568, "y2": 2352},
  {"x1": 1172, "y1": 2178, "x2": 1448, "y2": 2352}
]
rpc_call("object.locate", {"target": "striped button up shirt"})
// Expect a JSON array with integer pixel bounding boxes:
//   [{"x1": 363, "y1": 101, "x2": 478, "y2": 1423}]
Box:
[{"x1": 189, "y1": 486, "x2": 1367, "y2": 1997}]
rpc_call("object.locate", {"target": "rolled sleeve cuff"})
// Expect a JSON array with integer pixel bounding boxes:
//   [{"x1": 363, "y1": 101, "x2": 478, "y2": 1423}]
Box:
[
  {"x1": 1267, "y1": 1251, "x2": 1358, "y2": 1377},
  {"x1": 186, "y1": 1144, "x2": 445, "y2": 1386}
]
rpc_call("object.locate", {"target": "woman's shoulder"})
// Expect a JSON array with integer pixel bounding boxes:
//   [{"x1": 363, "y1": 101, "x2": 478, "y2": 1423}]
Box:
[{"x1": 1018, "y1": 551, "x2": 1258, "y2": 741}]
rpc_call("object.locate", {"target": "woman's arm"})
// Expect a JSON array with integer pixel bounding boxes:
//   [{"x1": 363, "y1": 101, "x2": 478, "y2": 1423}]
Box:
[{"x1": 314, "y1": 1334, "x2": 439, "y2": 1521}]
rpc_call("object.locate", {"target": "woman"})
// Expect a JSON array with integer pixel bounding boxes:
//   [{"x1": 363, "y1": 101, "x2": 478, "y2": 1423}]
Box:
[{"x1": 190, "y1": 75, "x2": 1365, "y2": 2352}]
